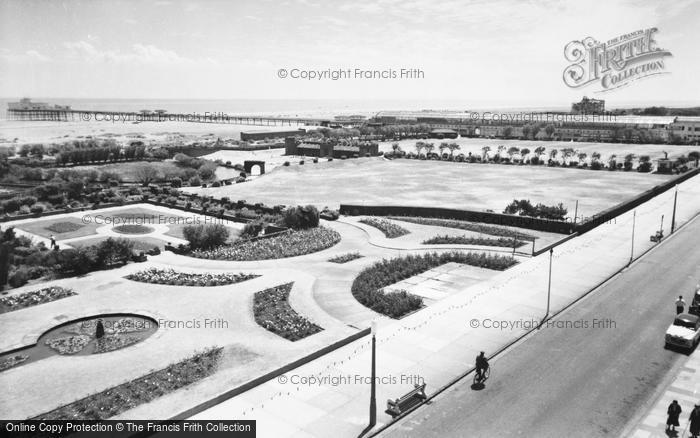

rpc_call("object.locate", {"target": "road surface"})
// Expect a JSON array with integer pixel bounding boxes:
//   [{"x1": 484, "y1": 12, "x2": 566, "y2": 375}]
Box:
[{"x1": 381, "y1": 217, "x2": 700, "y2": 438}]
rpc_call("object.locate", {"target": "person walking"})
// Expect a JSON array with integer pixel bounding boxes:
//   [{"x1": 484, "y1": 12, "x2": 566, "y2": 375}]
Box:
[
  {"x1": 691, "y1": 403, "x2": 700, "y2": 438},
  {"x1": 677, "y1": 295, "x2": 687, "y2": 315},
  {"x1": 667, "y1": 400, "x2": 681, "y2": 432},
  {"x1": 49, "y1": 234, "x2": 56, "y2": 250}
]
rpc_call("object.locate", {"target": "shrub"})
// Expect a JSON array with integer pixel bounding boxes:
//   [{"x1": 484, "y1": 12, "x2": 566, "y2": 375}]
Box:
[
  {"x1": 8, "y1": 267, "x2": 29, "y2": 288},
  {"x1": 284, "y1": 205, "x2": 320, "y2": 230},
  {"x1": 283, "y1": 161, "x2": 290, "y2": 166},
  {"x1": 183, "y1": 224, "x2": 230, "y2": 250},
  {"x1": 171, "y1": 177, "x2": 182, "y2": 188},
  {"x1": 30, "y1": 204, "x2": 45, "y2": 215},
  {"x1": 188, "y1": 176, "x2": 201, "y2": 186}
]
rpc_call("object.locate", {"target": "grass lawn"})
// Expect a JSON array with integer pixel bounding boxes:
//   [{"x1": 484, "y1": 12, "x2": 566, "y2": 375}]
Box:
[
  {"x1": 16, "y1": 217, "x2": 100, "y2": 240},
  {"x1": 186, "y1": 158, "x2": 673, "y2": 219},
  {"x1": 71, "y1": 236, "x2": 168, "y2": 251}
]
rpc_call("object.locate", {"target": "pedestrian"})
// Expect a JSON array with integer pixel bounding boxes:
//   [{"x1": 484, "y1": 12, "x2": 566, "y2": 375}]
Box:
[
  {"x1": 49, "y1": 235, "x2": 56, "y2": 249},
  {"x1": 667, "y1": 400, "x2": 681, "y2": 432},
  {"x1": 691, "y1": 403, "x2": 700, "y2": 438},
  {"x1": 677, "y1": 295, "x2": 687, "y2": 315},
  {"x1": 95, "y1": 319, "x2": 105, "y2": 339}
]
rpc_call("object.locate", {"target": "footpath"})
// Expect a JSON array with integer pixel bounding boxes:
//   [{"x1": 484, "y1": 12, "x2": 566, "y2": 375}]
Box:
[
  {"x1": 191, "y1": 175, "x2": 700, "y2": 438},
  {"x1": 626, "y1": 349, "x2": 700, "y2": 438}
]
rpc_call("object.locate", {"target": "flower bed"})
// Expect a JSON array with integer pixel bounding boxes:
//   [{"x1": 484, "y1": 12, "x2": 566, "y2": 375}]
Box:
[
  {"x1": 328, "y1": 252, "x2": 363, "y2": 264},
  {"x1": 112, "y1": 224, "x2": 155, "y2": 234},
  {"x1": 254, "y1": 283, "x2": 323, "y2": 341},
  {"x1": 359, "y1": 218, "x2": 410, "y2": 238},
  {"x1": 0, "y1": 354, "x2": 28, "y2": 372},
  {"x1": 390, "y1": 216, "x2": 536, "y2": 240},
  {"x1": 94, "y1": 335, "x2": 141, "y2": 354},
  {"x1": 34, "y1": 347, "x2": 222, "y2": 420},
  {"x1": 125, "y1": 268, "x2": 258, "y2": 286},
  {"x1": 0, "y1": 286, "x2": 77, "y2": 314},
  {"x1": 423, "y1": 235, "x2": 527, "y2": 248},
  {"x1": 191, "y1": 227, "x2": 340, "y2": 261},
  {"x1": 45, "y1": 335, "x2": 91, "y2": 355},
  {"x1": 352, "y1": 251, "x2": 518, "y2": 318}
]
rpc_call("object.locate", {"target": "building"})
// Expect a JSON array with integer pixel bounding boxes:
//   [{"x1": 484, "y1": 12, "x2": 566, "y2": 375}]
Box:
[
  {"x1": 571, "y1": 96, "x2": 605, "y2": 114},
  {"x1": 668, "y1": 117, "x2": 700, "y2": 143},
  {"x1": 284, "y1": 138, "x2": 379, "y2": 158},
  {"x1": 241, "y1": 129, "x2": 306, "y2": 141},
  {"x1": 7, "y1": 98, "x2": 71, "y2": 111}
]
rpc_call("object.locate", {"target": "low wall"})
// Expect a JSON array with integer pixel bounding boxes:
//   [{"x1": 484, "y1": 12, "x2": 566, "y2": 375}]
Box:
[{"x1": 339, "y1": 205, "x2": 575, "y2": 234}]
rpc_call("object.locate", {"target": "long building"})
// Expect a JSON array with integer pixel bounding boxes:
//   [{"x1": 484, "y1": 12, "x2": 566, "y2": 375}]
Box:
[{"x1": 369, "y1": 110, "x2": 700, "y2": 144}]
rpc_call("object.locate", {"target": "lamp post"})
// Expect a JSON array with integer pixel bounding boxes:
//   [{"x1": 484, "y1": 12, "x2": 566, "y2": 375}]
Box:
[
  {"x1": 629, "y1": 210, "x2": 636, "y2": 265},
  {"x1": 539, "y1": 248, "x2": 553, "y2": 329},
  {"x1": 671, "y1": 185, "x2": 678, "y2": 234},
  {"x1": 369, "y1": 320, "x2": 377, "y2": 428}
]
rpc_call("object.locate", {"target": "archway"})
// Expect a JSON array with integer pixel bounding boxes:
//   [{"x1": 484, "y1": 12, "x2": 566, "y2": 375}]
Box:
[{"x1": 243, "y1": 160, "x2": 265, "y2": 175}]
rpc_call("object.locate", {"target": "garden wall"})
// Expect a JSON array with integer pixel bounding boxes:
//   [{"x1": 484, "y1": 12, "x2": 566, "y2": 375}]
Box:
[{"x1": 339, "y1": 205, "x2": 576, "y2": 234}]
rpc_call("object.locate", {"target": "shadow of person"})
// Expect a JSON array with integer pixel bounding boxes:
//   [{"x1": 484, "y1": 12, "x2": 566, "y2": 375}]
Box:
[
  {"x1": 665, "y1": 427, "x2": 679, "y2": 437},
  {"x1": 471, "y1": 382, "x2": 485, "y2": 391}
]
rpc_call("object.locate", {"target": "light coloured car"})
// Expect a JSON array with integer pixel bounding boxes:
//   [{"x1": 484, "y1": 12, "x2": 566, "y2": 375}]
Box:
[{"x1": 665, "y1": 313, "x2": 700, "y2": 351}]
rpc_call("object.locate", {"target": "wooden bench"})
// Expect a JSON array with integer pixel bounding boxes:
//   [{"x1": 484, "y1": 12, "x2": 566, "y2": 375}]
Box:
[
  {"x1": 386, "y1": 383, "x2": 427, "y2": 418},
  {"x1": 650, "y1": 230, "x2": 664, "y2": 242}
]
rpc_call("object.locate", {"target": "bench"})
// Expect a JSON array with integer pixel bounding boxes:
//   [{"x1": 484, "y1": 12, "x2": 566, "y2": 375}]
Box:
[
  {"x1": 650, "y1": 230, "x2": 664, "y2": 242},
  {"x1": 386, "y1": 383, "x2": 427, "y2": 418}
]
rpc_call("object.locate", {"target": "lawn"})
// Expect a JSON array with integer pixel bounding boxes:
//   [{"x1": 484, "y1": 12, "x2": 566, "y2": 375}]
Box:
[
  {"x1": 16, "y1": 217, "x2": 100, "y2": 240},
  {"x1": 71, "y1": 236, "x2": 168, "y2": 251},
  {"x1": 186, "y1": 158, "x2": 673, "y2": 219}
]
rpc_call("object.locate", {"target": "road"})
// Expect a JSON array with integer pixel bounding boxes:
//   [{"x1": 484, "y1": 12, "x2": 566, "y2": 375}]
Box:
[{"x1": 381, "y1": 216, "x2": 700, "y2": 438}]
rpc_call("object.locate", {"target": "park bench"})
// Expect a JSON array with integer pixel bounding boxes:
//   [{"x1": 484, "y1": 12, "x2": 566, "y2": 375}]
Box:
[
  {"x1": 650, "y1": 230, "x2": 664, "y2": 242},
  {"x1": 386, "y1": 383, "x2": 427, "y2": 418}
]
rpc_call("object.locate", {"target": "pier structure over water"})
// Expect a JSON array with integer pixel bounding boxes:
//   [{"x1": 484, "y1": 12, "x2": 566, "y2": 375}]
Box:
[{"x1": 6, "y1": 98, "x2": 344, "y2": 127}]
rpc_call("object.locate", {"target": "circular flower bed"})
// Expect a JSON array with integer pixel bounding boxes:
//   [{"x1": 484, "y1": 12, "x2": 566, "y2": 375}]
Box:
[
  {"x1": 125, "y1": 268, "x2": 259, "y2": 286},
  {"x1": 112, "y1": 224, "x2": 155, "y2": 235}
]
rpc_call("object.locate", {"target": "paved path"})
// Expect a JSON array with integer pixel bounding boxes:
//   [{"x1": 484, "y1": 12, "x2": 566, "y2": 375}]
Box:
[
  {"x1": 382, "y1": 211, "x2": 700, "y2": 438},
  {"x1": 626, "y1": 349, "x2": 700, "y2": 438},
  {"x1": 191, "y1": 175, "x2": 700, "y2": 438}
]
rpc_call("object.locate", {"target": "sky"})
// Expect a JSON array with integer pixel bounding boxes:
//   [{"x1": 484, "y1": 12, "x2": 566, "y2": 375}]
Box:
[{"x1": 0, "y1": 0, "x2": 698, "y2": 107}]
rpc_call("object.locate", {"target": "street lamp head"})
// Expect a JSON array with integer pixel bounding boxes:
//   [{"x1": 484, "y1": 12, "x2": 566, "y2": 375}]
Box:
[{"x1": 371, "y1": 320, "x2": 378, "y2": 336}]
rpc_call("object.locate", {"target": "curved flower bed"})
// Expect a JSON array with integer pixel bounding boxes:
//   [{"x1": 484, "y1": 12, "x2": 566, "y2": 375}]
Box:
[
  {"x1": 359, "y1": 218, "x2": 410, "y2": 238},
  {"x1": 35, "y1": 347, "x2": 222, "y2": 420},
  {"x1": 423, "y1": 235, "x2": 527, "y2": 248},
  {"x1": 0, "y1": 354, "x2": 28, "y2": 372},
  {"x1": 191, "y1": 227, "x2": 340, "y2": 261},
  {"x1": 0, "y1": 286, "x2": 77, "y2": 314},
  {"x1": 254, "y1": 283, "x2": 323, "y2": 341},
  {"x1": 125, "y1": 268, "x2": 259, "y2": 286},
  {"x1": 391, "y1": 216, "x2": 536, "y2": 240},
  {"x1": 328, "y1": 252, "x2": 363, "y2": 264},
  {"x1": 352, "y1": 251, "x2": 518, "y2": 318}
]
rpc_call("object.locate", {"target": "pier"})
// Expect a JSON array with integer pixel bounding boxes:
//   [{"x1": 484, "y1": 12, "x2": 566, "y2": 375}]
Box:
[{"x1": 5, "y1": 99, "x2": 346, "y2": 127}]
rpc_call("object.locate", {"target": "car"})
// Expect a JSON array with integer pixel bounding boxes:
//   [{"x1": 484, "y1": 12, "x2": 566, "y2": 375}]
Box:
[{"x1": 665, "y1": 313, "x2": 700, "y2": 351}]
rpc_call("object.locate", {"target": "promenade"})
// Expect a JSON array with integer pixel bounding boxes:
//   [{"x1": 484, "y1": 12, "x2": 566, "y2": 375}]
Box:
[{"x1": 191, "y1": 175, "x2": 700, "y2": 438}]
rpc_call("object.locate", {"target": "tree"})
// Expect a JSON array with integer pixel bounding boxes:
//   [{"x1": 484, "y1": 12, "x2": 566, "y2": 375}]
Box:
[
  {"x1": 507, "y1": 146, "x2": 520, "y2": 161},
  {"x1": 414, "y1": 141, "x2": 425, "y2": 156},
  {"x1": 549, "y1": 149, "x2": 558, "y2": 160},
  {"x1": 520, "y1": 148, "x2": 531, "y2": 161},
  {"x1": 424, "y1": 143, "x2": 435, "y2": 157},
  {"x1": 439, "y1": 142, "x2": 449, "y2": 156},
  {"x1": 481, "y1": 146, "x2": 491, "y2": 160},
  {"x1": 447, "y1": 142, "x2": 461, "y2": 157},
  {"x1": 497, "y1": 145, "x2": 506, "y2": 158},
  {"x1": 561, "y1": 148, "x2": 576, "y2": 164},
  {"x1": 578, "y1": 152, "x2": 588, "y2": 163},
  {"x1": 545, "y1": 124, "x2": 556, "y2": 138},
  {"x1": 134, "y1": 163, "x2": 160, "y2": 186}
]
